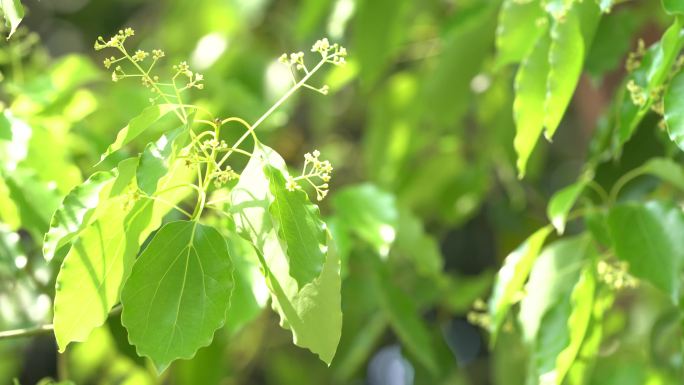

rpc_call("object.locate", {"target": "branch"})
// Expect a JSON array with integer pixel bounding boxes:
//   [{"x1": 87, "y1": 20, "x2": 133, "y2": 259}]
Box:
[
  {"x1": 0, "y1": 324, "x2": 53, "y2": 340},
  {"x1": 0, "y1": 304, "x2": 123, "y2": 340}
]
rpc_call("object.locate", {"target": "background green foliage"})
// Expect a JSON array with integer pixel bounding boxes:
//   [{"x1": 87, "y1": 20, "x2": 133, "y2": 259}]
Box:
[{"x1": 2, "y1": 0, "x2": 684, "y2": 384}]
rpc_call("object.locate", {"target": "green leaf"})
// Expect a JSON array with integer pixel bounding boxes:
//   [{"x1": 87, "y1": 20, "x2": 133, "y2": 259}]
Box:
[
  {"x1": 9, "y1": 55, "x2": 100, "y2": 114},
  {"x1": 543, "y1": 0, "x2": 575, "y2": 19},
  {"x1": 519, "y1": 235, "x2": 592, "y2": 343},
  {"x1": 419, "y1": 4, "x2": 497, "y2": 128},
  {"x1": 555, "y1": 264, "x2": 596, "y2": 385},
  {"x1": 53, "y1": 158, "x2": 194, "y2": 352},
  {"x1": 607, "y1": 201, "x2": 684, "y2": 301},
  {"x1": 99, "y1": 104, "x2": 179, "y2": 162},
  {"x1": 53, "y1": 202, "x2": 131, "y2": 352},
  {"x1": 488, "y1": 226, "x2": 552, "y2": 342},
  {"x1": 495, "y1": 0, "x2": 545, "y2": 67},
  {"x1": 223, "y1": 231, "x2": 268, "y2": 334},
  {"x1": 585, "y1": 9, "x2": 641, "y2": 78},
  {"x1": 43, "y1": 171, "x2": 117, "y2": 261},
  {"x1": 0, "y1": 0, "x2": 24, "y2": 38},
  {"x1": 597, "y1": 0, "x2": 616, "y2": 12},
  {"x1": 353, "y1": 0, "x2": 410, "y2": 88},
  {"x1": 544, "y1": 0, "x2": 600, "y2": 139},
  {"x1": 533, "y1": 300, "x2": 572, "y2": 382},
  {"x1": 0, "y1": 110, "x2": 30, "y2": 170},
  {"x1": 3, "y1": 168, "x2": 61, "y2": 240},
  {"x1": 618, "y1": 18, "x2": 684, "y2": 147},
  {"x1": 331, "y1": 183, "x2": 399, "y2": 257},
  {"x1": 664, "y1": 69, "x2": 684, "y2": 151},
  {"x1": 547, "y1": 179, "x2": 587, "y2": 234},
  {"x1": 373, "y1": 261, "x2": 439, "y2": 374},
  {"x1": 264, "y1": 163, "x2": 327, "y2": 288},
  {"x1": 564, "y1": 288, "x2": 614, "y2": 383},
  {"x1": 231, "y1": 144, "x2": 342, "y2": 364},
  {"x1": 394, "y1": 208, "x2": 443, "y2": 277},
  {"x1": 120, "y1": 221, "x2": 233, "y2": 372},
  {"x1": 513, "y1": 33, "x2": 550, "y2": 178},
  {"x1": 137, "y1": 124, "x2": 189, "y2": 195},
  {"x1": 640, "y1": 157, "x2": 684, "y2": 191},
  {"x1": 662, "y1": 0, "x2": 684, "y2": 15},
  {"x1": 23, "y1": 122, "x2": 82, "y2": 194}
]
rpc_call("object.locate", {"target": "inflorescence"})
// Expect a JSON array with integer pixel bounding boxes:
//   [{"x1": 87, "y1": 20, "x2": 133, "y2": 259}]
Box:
[
  {"x1": 278, "y1": 38, "x2": 347, "y2": 95},
  {"x1": 95, "y1": 28, "x2": 341, "y2": 204},
  {"x1": 95, "y1": 28, "x2": 203, "y2": 106},
  {"x1": 286, "y1": 150, "x2": 334, "y2": 201}
]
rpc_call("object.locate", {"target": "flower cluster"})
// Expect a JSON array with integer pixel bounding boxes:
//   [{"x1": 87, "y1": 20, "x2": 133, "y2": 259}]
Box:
[
  {"x1": 132, "y1": 49, "x2": 149, "y2": 62},
  {"x1": 173, "y1": 61, "x2": 204, "y2": 90},
  {"x1": 466, "y1": 298, "x2": 491, "y2": 329},
  {"x1": 597, "y1": 260, "x2": 638, "y2": 290},
  {"x1": 94, "y1": 28, "x2": 203, "y2": 104},
  {"x1": 286, "y1": 150, "x2": 333, "y2": 201},
  {"x1": 94, "y1": 28, "x2": 134, "y2": 51},
  {"x1": 200, "y1": 138, "x2": 231, "y2": 151},
  {"x1": 626, "y1": 39, "x2": 646, "y2": 73},
  {"x1": 212, "y1": 167, "x2": 239, "y2": 187},
  {"x1": 278, "y1": 38, "x2": 347, "y2": 94},
  {"x1": 311, "y1": 38, "x2": 347, "y2": 65},
  {"x1": 626, "y1": 80, "x2": 647, "y2": 107}
]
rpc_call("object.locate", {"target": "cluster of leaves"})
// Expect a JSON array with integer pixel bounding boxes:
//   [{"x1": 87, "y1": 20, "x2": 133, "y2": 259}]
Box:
[
  {"x1": 4, "y1": 0, "x2": 684, "y2": 383},
  {"x1": 36, "y1": 29, "x2": 352, "y2": 372},
  {"x1": 488, "y1": 1, "x2": 684, "y2": 384}
]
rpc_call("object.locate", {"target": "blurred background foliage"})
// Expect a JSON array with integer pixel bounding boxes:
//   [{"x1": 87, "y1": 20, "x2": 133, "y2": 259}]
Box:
[{"x1": 0, "y1": 0, "x2": 680, "y2": 384}]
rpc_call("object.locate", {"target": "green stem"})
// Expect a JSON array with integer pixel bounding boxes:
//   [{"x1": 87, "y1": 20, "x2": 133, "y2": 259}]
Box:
[
  {"x1": 118, "y1": 45, "x2": 187, "y2": 124},
  {"x1": 0, "y1": 324, "x2": 53, "y2": 339},
  {"x1": 217, "y1": 55, "x2": 329, "y2": 167},
  {"x1": 609, "y1": 166, "x2": 646, "y2": 204}
]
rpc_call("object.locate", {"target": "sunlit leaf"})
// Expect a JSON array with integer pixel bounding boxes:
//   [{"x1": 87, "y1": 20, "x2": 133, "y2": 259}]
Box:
[
  {"x1": 231, "y1": 144, "x2": 342, "y2": 364},
  {"x1": 265, "y1": 163, "x2": 327, "y2": 288},
  {"x1": 489, "y1": 226, "x2": 552, "y2": 342},
  {"x1": 555, "y1": 264, "x2": 596, "y2": 385},
  {"x1": 543, "y1": 0, "x2": 600, "y2": 139},
  {"x1": 99, "y1": 104, "x2": 179, "y2": 162},
  {"x1": 0, "y1": 110, "x2": 31, "y2": 170},
  {"x1": 53, "y1": 158, "x2": 194, "y2": 351},
  {"x1": 564, "y1": 288, "x2": 614, "y2": 383},
  {"x1": 519, "y1": 235, "x2": 592, "y2": 343},
  {"x1": 9, "y1": 55, "x2": 100, "y2": 115},
  {"x1": 120, "y1": 220, "x2": 233, "y2": 372},
  {"x1": 597, "y1": 0, "x2": 617, "y2": 12},
  {"x1": 0, "y1": 0, "x2": 23, "y2": 38},
  {"x1": 53, "y1": 202, "x2": 132, "y2": 352},
  {"x1": 547, "y1": 179, "x2": 587, "y2": 234},
  {"x1": 513, "y1": 33, "x2": 550, "y2": 178},
  {"x1": 495, "y1": 0, "x2": 545, "y2": 67},
  {"x1": 137, "y1": 124, "x2": 189, "y2": 195},
  {"x1": 43, "y1": 170, "x2": 117, "y2": 261}
]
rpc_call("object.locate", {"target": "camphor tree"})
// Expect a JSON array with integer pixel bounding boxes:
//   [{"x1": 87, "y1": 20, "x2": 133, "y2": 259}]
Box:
[
  {"x1": 49, "y1": 29, "x2": 348, "y2": 371},
  {"x1": 3, "y1": 0, "x2": 684, "y2": 384}
]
